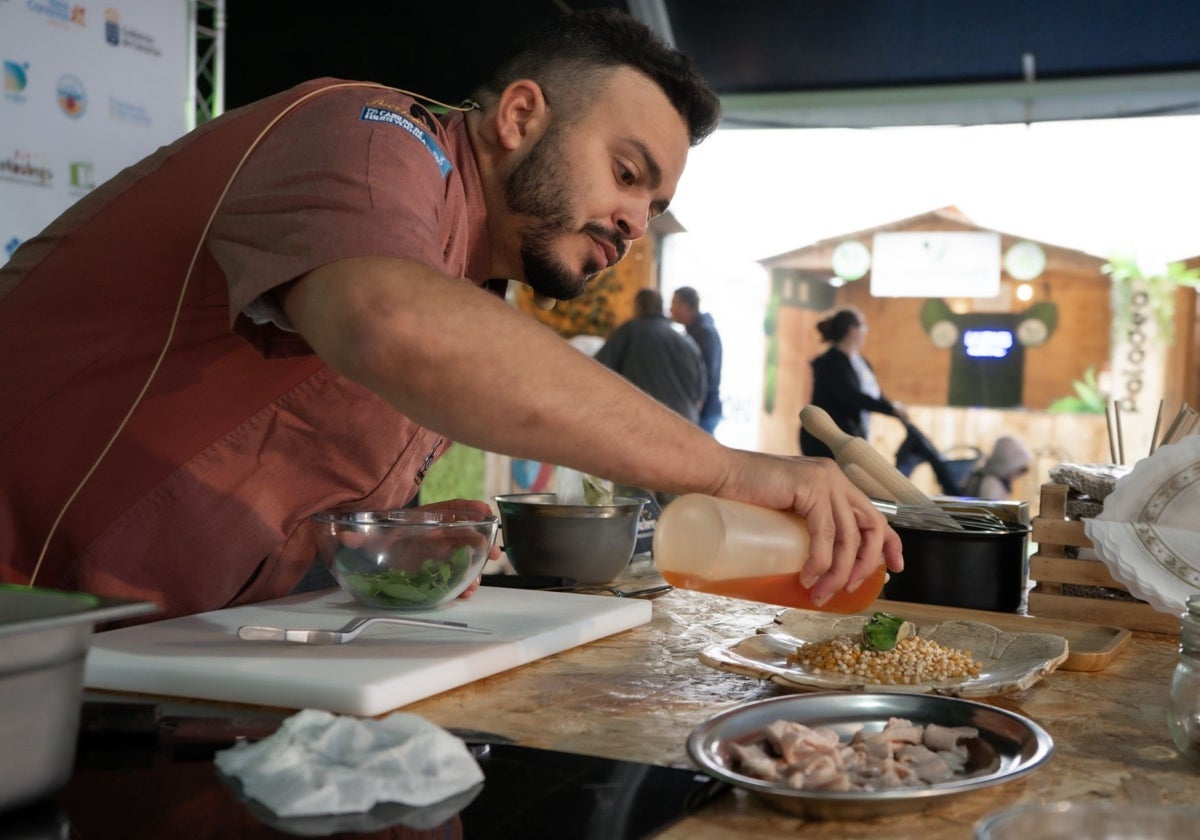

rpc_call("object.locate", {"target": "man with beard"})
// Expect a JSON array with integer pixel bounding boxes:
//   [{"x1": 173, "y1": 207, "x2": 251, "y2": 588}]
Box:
[{"x1": 0, "y1": 10, "x2": 901, "y2": 620}]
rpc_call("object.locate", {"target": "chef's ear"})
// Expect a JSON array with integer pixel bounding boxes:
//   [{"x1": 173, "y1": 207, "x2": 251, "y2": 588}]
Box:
[{"x1": 494, "y1": 79, "x2": 549, "y2": 151}]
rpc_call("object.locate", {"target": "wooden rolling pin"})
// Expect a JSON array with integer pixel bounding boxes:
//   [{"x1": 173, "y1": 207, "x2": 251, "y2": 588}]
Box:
[{"x1": 799, "y1": 404, "x2": 939, "y2": 509}]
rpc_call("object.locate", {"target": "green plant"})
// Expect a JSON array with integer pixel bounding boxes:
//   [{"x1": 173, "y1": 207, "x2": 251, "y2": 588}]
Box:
[
  {"x1": 1103, "y1": 254, "x2": 1200, "y2": 345},
  {"x1": 1047, "y1": 365, "x2": 1107, "y2": 414}
]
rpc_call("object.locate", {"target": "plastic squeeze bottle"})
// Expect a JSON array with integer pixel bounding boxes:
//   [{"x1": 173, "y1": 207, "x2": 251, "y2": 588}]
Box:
[{"x1": 652, "y1": 494, "x2": 886, "y2": 613}]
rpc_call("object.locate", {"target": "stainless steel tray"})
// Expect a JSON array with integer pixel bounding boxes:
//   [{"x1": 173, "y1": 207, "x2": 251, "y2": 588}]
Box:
[
  {"x1": 687, "y1": 692, "x2": 1053, "y2": 820},
  {"x1": 1, "y1": 586, "x2": 158, "y2": 814}
]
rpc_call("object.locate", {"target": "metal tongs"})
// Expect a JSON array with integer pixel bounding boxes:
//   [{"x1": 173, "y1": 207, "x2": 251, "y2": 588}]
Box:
[
  {"x1": 237, "y1": 615, "x2": 492, "y2": 645},
  {"x1": 871, "y1": 499, "x2": 1010, "y2": 533}
]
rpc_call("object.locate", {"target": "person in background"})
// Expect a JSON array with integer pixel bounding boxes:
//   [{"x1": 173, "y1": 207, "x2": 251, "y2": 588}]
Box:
[
  {"x1": 669, "y1": 285, "x2": 723, "y2": 434},
  {"x1": 962, "y1": 436, "x2": 1032, "y2": 500},
  {"x1": 596, "y1": 288, "x2": 706, "y2": 424},
  {"x1": 796, "y1": 305, "x2": 965, "y2": 497},
  {"x1": 1, "y1": 10, "x2": 901, "y2": 620},
  {"x1": 800, "y1": 307, "x2": 907, "y2": 459},
  {"x1": 893, "y1": 421, "x2": 966, "y2": 497}
]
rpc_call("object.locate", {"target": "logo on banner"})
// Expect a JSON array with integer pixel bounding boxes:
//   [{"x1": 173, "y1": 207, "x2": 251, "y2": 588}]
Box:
[
  {"x1": 109, "y1": 95, "x2": 151, "y2": 126},
  {"x1": 103, "y1": 7, "x2": 163, "y2": 56},
  {"x1": 104, "y1": 6, "x2": 119, "y2": 45},
  {"x1": 67, "y1": 160, "x2": 95, "y2": 192},
  {"x1": 28, "y1": 0, "x2": 86, "y2": 28},
  {"x1": 0, "y1": 149, "x2": 53, "y2": 187},
  {"x1": 56, "y1": 74, "x2": 86, "y2": 117},
  {"x1": 3, "y1": 60, "x2": 29, "y2": 102}
]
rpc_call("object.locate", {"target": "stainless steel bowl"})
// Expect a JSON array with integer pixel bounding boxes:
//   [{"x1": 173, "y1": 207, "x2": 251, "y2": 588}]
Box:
[
  {"x1": 494, "y1": 494, "x2": 645, "y2": 584},
  {"x1": 0, "y1": 585, "x2": 156, "y2": 813},
  {"x1": 687, "y1": 692, "x2": 1053, "y2": 820}
]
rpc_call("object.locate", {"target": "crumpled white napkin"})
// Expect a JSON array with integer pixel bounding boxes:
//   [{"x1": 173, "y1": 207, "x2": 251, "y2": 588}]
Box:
[{"x1": 213, "y1": 709, "x2": 484, "y2": 818}]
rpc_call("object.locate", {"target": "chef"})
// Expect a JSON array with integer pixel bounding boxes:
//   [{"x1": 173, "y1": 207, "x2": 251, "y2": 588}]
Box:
[{"x1": 0, "y1": 10, "x2": 901, "y2": 620}]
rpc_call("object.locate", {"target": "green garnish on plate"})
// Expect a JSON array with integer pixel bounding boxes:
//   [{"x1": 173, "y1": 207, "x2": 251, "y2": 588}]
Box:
[{"x1": 862, "y1": 611, "x2": 914, "y2": 651}]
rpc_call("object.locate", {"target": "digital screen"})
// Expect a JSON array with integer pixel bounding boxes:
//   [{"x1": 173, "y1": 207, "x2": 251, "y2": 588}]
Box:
[{"x1": 963, "y1": 328, "x2": 1014, "y2": 359}]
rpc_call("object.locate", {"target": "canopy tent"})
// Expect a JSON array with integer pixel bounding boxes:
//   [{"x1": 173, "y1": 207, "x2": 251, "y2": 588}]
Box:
[{"x1": 225, "y1": 1, "x2": 1200, "y2": 128}]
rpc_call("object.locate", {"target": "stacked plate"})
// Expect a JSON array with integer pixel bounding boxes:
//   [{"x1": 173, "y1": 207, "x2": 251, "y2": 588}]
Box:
[{"x1": 1084, "y1": 437, "x2": 1200, "y2": 616}]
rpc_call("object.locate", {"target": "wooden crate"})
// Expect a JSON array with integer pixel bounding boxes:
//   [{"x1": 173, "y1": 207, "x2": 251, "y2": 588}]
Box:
[{"x1": 1028, "y1": 483, "x2": 1181, "y2": 635}]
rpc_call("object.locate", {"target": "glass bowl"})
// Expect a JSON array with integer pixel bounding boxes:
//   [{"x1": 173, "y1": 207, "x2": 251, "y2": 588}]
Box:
[{"x1": 313, "y1": 509, "x2": 498, "y2": 610}]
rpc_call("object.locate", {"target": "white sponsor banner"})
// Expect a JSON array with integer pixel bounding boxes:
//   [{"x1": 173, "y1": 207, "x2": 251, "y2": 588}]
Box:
[
  {"x1": 871, "y1": 231, "x2": 1002, "y2": 298},
  {"x1": 0, "y1": 0, "x2": 189, "y2": 264}
]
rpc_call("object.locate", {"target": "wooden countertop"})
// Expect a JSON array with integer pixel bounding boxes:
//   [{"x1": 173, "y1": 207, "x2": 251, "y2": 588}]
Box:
[{"x1": 406, "y1": 557, "x2": 1199, "y2": 838}]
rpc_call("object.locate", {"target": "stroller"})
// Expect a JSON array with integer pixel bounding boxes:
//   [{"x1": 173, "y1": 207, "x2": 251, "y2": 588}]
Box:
[{"x1": 893, "y1": 421, "x2": 980, "y2": 497}]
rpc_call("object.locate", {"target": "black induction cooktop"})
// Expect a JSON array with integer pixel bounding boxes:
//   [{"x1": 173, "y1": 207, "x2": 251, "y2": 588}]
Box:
[{"x1": 6, "y1": 701, "x2": 727, "y2": 840}]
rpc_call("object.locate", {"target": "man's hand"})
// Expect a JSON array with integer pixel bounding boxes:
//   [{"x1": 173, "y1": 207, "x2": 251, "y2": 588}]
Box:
[{"x1": 707, "y1": 452, "x2": 904, "y2": 607}]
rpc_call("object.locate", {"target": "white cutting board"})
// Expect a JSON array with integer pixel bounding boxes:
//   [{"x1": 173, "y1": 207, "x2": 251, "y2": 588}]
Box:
[{"x1": 85, "y1": 587, "x2": 651, "y2": 716}]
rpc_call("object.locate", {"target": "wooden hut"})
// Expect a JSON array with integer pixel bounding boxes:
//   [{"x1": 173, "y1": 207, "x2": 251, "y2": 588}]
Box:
[{"x1": 758, "y1": 206, "x2": 1118, "y2": 504}]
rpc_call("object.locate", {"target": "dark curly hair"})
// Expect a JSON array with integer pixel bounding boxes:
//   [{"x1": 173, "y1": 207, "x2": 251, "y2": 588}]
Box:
[{"x1": 473, "y1": 9, "x2": 721, "y2": 146}]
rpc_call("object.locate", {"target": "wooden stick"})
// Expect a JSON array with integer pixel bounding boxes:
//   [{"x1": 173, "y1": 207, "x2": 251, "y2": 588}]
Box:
[
  {"x1": 1186, "y1": 411, "x2": 1200, "y2": 438},
  {"x1": 1114, "y1": 401, "x2": 1125, "y2": 466},
  {"x1": 1105, "y1": 402, "x2": 1118, "y2": 463},
  {"x1": 1160, "y1": 405, "x2": 1188, "y2": 445},
  {"x1": 1150, "y1": 399, "x2": 1164, "y2": 455},
  {"x1": 1162, "y1": 404, "x2": 1197, "y2": 445},
  {"x1": 798, "y1": 405, "x2": 936, "y2": 508}
]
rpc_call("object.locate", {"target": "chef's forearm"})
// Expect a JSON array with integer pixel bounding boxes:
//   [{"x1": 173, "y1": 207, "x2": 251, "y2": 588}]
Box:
[{"x1": 283, "y1": 255, "x2": 729, "y2": 494}]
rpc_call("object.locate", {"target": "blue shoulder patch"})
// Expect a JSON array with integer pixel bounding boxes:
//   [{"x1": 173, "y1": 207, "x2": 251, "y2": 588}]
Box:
[{"x1": 359, "y1": 106, "x2": 453, "y2": 177}]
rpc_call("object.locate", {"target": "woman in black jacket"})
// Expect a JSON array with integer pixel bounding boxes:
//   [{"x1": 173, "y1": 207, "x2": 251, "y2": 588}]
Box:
[
  {"x1": 799, "y1": 307, "x2": 906, "y2": 459},
  {"x1": 799, "y1": 307, "x2": 963, "y2": 496}
]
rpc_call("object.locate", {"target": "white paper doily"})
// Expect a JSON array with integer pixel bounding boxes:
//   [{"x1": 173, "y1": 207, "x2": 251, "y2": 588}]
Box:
[{"x1": 1084, "y1": 437, "x2": 1200, "y2": 617}]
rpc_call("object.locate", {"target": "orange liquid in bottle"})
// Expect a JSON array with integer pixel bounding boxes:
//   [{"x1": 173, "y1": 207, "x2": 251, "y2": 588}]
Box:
[{"x1": 660, "y1": 562, "x2": 886, "y2": 614}]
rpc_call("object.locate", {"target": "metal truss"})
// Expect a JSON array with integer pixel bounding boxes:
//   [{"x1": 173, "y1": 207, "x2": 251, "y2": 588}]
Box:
[{"x1": 188, "y1": 0, "x2": 225, "y2": 129}]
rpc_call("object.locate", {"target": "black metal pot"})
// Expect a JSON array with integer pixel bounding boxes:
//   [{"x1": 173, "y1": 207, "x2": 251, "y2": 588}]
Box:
[{"x1": 882, "y1": 522, "x2": 1032, "y2": 613}]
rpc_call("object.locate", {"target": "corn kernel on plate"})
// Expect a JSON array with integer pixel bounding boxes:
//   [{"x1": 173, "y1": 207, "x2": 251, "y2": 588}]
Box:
[{"x1": 699, "y1": 610, "x2": 1068, "y2": 697}]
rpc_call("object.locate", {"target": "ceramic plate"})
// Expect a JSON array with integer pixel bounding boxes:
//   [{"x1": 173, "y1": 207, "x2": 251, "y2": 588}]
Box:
[
  {"x1": 687, "y1": 693, "x2": 1053, "y2": 819},
  {"x1": 1084, "y1": 436, "x2": 1200, "y2": 616},
  {"x1": 699, "y1": 609, "x2": 1068, "y2": 697}
]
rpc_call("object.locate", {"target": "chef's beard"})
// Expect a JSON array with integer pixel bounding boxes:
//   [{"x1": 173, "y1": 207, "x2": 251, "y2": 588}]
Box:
[{"x1": 504, "y1": 122, "x2": 625, "y2": 300}]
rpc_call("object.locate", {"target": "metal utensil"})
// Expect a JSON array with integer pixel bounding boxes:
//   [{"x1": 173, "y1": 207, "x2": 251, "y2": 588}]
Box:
[
  {"x1": 237, "y1": 615, "x2": 491, "y2": 645},
  {"x1": 479, "y1": 573, "x2": 672, "y2": 598},
  {"x1": 553, "y1": 583, "x2": 674, "y2": 598},
  {"x1": 872, "y1": 498, "x2": 1010, "y2": 533}
]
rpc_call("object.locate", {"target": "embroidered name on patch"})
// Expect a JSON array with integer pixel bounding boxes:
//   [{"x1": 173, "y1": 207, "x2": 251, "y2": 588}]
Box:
[{"x1": 359, "y1": 106, "x2": 453, "y2": 177}]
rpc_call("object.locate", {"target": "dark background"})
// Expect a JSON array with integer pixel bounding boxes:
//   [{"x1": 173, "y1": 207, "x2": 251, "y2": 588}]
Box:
[
  {"x1": 223, "y1": 1, "x2": 624, "y2": 109},
  {"x1": 222, "y1": 1, "x2": 1200, "y2": 125}
]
